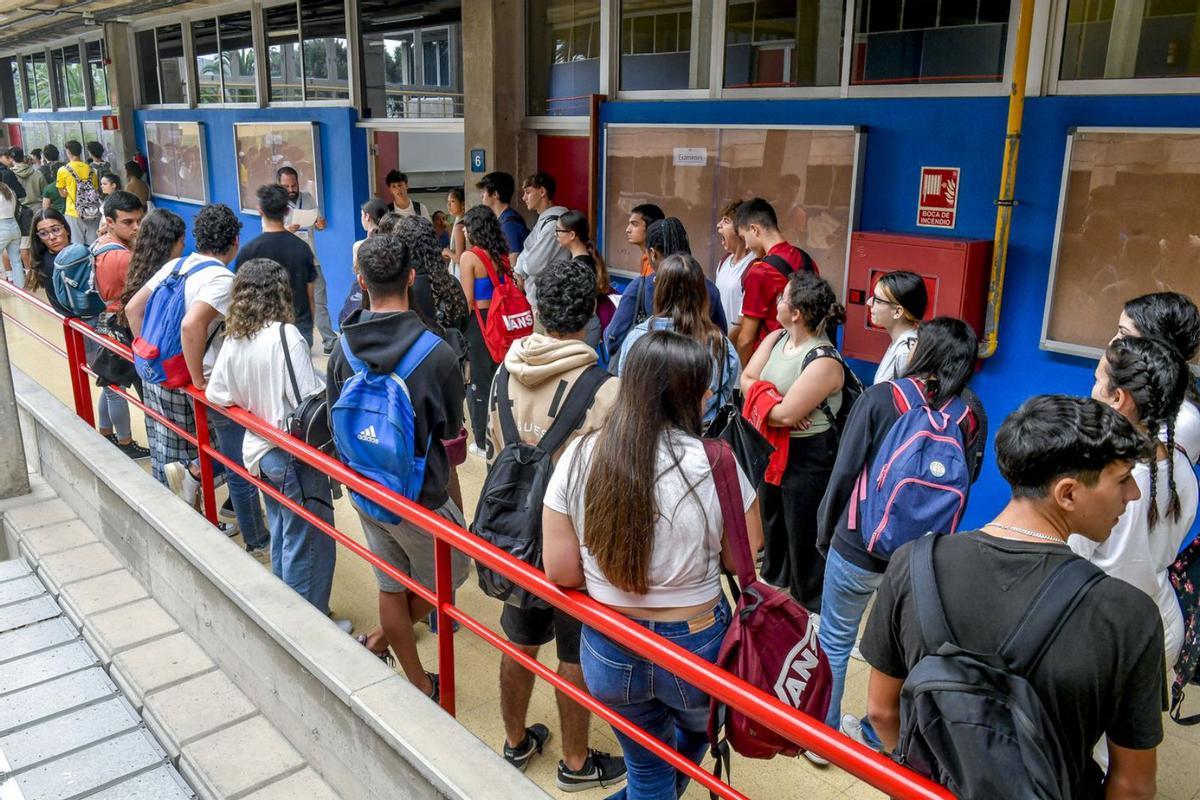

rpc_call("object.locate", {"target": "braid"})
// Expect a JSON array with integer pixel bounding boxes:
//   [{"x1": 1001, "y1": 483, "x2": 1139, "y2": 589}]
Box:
[
  {"x1": 1147, "y1": 457, "x2": 1161, "y2": 528},
  {"x1": 1165, "y1": 417, "x2": 1182, "y2": 523}
]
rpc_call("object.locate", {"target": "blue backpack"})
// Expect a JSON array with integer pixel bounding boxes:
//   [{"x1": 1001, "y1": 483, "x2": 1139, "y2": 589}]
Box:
[
  {"x1": 853, "y1": 379, "x2": 972, "y2": 559},
  {"x1": 331, "y1": 330, "x2": 442, "y2": 523},
  {"x1": 131, "y1": 256, "x2": 227, "y2": 388},
  {"x1": 52, "y1": 242, "x2": 121, "y2": 317}
]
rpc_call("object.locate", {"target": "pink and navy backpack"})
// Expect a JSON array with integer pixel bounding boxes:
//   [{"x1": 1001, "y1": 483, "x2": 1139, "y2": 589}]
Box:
[{"x1": 852, "y1": 378, "x2": 972, "y2": 559}]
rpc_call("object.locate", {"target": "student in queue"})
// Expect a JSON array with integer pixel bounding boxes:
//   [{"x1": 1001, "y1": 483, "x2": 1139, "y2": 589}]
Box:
[
  {"x1": 28, "y1": 208, "x2": 74, "y2": 315},
  {"x1": 870, "y1": 271, "x2": 927, "y2": 384},
  {"x1": 713, "y1": 200, "x2": 753, "y2": 329},
  {"x1": 740, "y1": 272, "x2": 844, "y2": 613},
  {"x1": 624, "y1": 203, "x2": 664, "y2": 276},
  {"x1": 554, "y1": 210, "x2": 615, "y2": 349},
  {"x1": 543, "y1": 330, "x2": 763, "y2": 800}
]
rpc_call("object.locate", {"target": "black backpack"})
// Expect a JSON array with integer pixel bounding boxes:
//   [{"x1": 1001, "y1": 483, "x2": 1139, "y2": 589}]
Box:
[
  {"x1": 473, "y1": 364, "x2": 610, "y2": 609},
  {"x1": 897, "y1": 534, "x2": 1104, "y2": 800},
  {"x1": 801, "y1": 344, "x2": 863, "y2": 435}
]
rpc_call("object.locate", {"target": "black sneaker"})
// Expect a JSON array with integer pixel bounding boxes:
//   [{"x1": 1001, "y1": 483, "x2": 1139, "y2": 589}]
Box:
[
  {"x1": 117, "y1": 440, "x2": 151, "y2": 460},
  {"x1": 503, "y1": 724, "x2": 550, "y2": 772},
  {"x1": 425, "y1": 672, "x2": 440, "y2": 704},
  {"x1": 219, "y1": 497, "x2": 237, "y2": 522},
  {"x1": 557, "y1": 749, "x2": 627, "y2": 792},
  {"x1": 104, "y1": 433, "x2": 119, "y2": 445}
]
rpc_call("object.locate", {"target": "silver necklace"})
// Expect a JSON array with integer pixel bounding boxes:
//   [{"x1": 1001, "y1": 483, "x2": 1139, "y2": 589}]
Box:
[{"x1": 985, "y1": 522, "x2": 1068, "y2": 546}]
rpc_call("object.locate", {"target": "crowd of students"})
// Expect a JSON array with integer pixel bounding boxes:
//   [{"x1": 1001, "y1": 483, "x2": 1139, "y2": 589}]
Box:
[{"x1": 19, "y1": 156, "x2": 1200, "y2": 800}]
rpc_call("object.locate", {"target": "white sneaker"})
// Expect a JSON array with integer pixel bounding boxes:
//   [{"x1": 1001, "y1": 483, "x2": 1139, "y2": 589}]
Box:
[
  {"x1": 332, "y1": 617, "x2": 354, "y2": 634},
  {"x1": 850, "y1": 642, "x2": 864, "y2": 662},
  {"x1": 803, "y1": 749, "x2": 830, "y2": 767},
  {"x1": 468, "y1": 444, "x2": 487, "y2": 460},
  {"x1": 164, "y1": 462, "x2": 201, "y2": 507},
  {"x1": 841, "y1": 714, "x2": 882, "y2": 752}
]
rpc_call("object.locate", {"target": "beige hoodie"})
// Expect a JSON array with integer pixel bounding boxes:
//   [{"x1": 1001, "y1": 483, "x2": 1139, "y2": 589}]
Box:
[{"x1": 486, "y1": 333, "x2": 619, "y2": 464}]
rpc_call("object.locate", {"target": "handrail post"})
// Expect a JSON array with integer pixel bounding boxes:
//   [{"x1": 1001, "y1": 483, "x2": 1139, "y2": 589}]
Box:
[
  {"x1": 192, "y1": 402, "x2": 219, "y2": 524},
  {"x1": 434, "y1": 537, "x2": 456, "y2": 715},
  {"x1": 62, "y1": 320, "x2": 95, "y2": 426}
]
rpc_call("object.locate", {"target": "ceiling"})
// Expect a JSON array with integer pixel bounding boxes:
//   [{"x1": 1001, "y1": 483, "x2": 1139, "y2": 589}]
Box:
[{"x1": 0, "y1": 0, "x2": 217, "y2": 53}]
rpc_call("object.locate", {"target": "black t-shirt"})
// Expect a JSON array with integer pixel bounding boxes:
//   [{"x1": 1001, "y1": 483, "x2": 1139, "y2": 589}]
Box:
[
  {"x1": 234, "y1": 231, "x2": 317, "y2": 329},
  {"x1": 861, "y1": 531, "x2": 1165, "y2": 799}
]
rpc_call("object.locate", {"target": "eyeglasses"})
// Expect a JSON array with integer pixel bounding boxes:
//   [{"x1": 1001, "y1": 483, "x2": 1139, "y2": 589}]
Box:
[
  {"x1": 554, "y1": 228, "x2": 570, "y2": 235},
  {"x1": 867, "y1": 294, "x2": 898, "y2": 307},
  {"x1": 35, "y1": 225, "x2": 67, "y2": 239}
]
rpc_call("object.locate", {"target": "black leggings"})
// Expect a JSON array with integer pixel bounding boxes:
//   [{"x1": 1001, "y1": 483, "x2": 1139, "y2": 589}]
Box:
[
  {"x1": 758, "y1": 428, "x2": 838, "y2": 613},
  {"x1": 466, "y1": 308, "x2": 498, "y2": 448}
]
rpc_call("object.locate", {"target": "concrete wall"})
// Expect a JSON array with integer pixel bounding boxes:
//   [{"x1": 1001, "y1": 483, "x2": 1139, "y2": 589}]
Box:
[{"x1": 8, "y1": 368, "x2": 547, "y2": 800}]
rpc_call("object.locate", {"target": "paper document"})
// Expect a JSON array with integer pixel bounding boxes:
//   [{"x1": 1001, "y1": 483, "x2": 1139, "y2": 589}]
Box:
[{"x1": 290, "y1": 208, "x2": 319, "y2": 229}]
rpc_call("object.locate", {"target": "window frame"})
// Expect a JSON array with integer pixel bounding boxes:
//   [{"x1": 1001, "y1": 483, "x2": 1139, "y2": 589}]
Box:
[{"x1": 83, "y1": 36, "x2": 111, "y2": 110}]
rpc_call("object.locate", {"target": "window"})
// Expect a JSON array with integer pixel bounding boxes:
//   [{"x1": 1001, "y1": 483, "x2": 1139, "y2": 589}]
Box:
[
  {"x1": 1060, "y1": 0, "x2": 1200, "y2": 81},
  {"x1": 135, "y1": 30, "x2": 161, "y2": 104},
  {"x1": 86, "y1": 40, "x2": 108, "y2": 106},
  {"x1": 527, "y1": 0, "x2": 600, "y2": 115},
  {"x1": 619, "y1": 0, "x2": 712, "y2": 91},
  {"x1": 158, "y1": 25, "x2": 189, "y2": 103},
  {"x1": 301, "y1": 0, "x2": 350, "y2": 99},
  {"x1": 194, "y1": 18, "x2": 222, "y2": 103},
  {"x1": 3, "y1": 57, "x2": 23, "y2": 116},
  {"x1": 25, "y1": 52, "x2": 51, "y2": 110},
  {"x1": 52, "y1": 45, "x2": 86, "y2": 107},
  {"x1": 851, "y1": 0, "x2": 1011, "y2": 85},
  {"x1": 265, "y1": 4, "x2": 303, "y2": 102},
  {"x1": 724, "y1": 0, "x2": 845, "y2": 89},
  {"x1": 359, "y1": 0, "x2": 463, "y2": 118},
  {"x1": 194, "y1": 13, "x2": 259, "y2": 104}
]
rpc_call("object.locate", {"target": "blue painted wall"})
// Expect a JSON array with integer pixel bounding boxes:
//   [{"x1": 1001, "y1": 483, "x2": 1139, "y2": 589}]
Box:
[
  {"x1": 133, "y1": 105, "x2": 370, "y2": 330},
  {"x1": 600, "y1": 94, "x2": 1200, "y2": 526}
]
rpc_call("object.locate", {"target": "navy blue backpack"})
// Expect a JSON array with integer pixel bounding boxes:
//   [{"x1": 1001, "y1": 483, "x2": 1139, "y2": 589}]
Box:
[
  {"x1": 331, "y1": 330, "x2": 442, "y2": 523},
  {"x1": 852, "y1": 378, "x2": 972, "y2": 558}
]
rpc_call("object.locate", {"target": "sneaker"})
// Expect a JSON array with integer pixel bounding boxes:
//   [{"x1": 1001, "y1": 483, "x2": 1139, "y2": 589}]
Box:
[
  {"x1": 841, "y1": 714, "x2": 883, "y2": 751},
  {"x1": 245, "y1": 546, "x2": 270, "y2": 565},
  {"x1": 323, "y1": 339, "x2": 336, "y2": 355},
  {"x1": 424, "y1": 672, "x2": 440, "y2": 703},
  {"x1": 103, "y1": 432, "x2": 119, "y2": 445},
  {"x1": 850, "y1": 642, "x2": 864, "y2": 662},
  {"x1": 332, "y1": 617, "x2": 354, "y2": 635},
  {"x1": 117, "y1": 440, "x2": 151, "y2": 460},
  {"x1": 557, "y1": 749, "x2": 627, "y2": 793},
  {"x1": 218, "y1": 497, "x2": 237, "y2": 522},
  {"x1": 803, "y1": 749, "x2": 830, "y2": 767},
  {"x1": 164, "y1": 462, "x2": 200, "y2": 507},
  {"x1": 218, "y1": 522, "x2": 238, "y2": 538},
  {"x1": 356, "y1": 633, "x2": 394, "y2": 667},
  {"x1": 468, "y1": 443, "x2": 487, "y2": 460},
  {"x1": 503, "y1": 724, "x2": 550, "y2": 772}
]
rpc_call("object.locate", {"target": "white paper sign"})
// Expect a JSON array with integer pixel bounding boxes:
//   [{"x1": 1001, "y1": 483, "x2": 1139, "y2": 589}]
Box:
[{"x1": 673, "y1": 147, "x2": 708, "y2": 167}]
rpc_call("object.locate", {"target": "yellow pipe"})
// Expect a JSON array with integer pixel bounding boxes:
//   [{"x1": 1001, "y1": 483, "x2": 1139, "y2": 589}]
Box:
[{"x1": 979, "y1": 0, "x2": 1036, "y2": 359}]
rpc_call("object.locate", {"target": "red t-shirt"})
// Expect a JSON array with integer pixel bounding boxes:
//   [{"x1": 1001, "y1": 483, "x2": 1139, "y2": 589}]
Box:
[
  {"x1": 93, "y1": 235, "x2": 133, "y2": 312},
  {"x1": 739, "y1": 241, "x2": 819, "y2": 345}
]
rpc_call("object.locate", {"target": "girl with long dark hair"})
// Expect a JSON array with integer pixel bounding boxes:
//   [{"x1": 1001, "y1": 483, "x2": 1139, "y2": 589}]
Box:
[
  {"x1": 614, "y1": 254, "x2": 739, "y2": 424},
  {"x1": 815, "y1": 317, "x2": 986, "y2": 755},
  {"x1": 870, "y1": 270, "x2": 927, "y2": 384},
  {"x1": 28, "y1": 208, "x2": 73, "y2": 314},
  {"x1": 442, "y1": 187, "x2": 467, "y2": 270},
  {"x1": 543, "y1": 330, "x2": 762, "y2": 799},
  {"x1": 458, "y1": 205, "x2": 513, "y2": 454}
]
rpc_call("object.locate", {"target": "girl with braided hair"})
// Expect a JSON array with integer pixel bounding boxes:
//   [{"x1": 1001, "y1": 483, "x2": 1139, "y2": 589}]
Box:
[{"x1": 1076, "y1": 335, "x2": 1197, "y2": 666}]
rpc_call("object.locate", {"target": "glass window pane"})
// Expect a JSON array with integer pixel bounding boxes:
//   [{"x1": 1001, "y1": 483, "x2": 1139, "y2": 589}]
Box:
[
  {"x1": 220, "y1": 12, "x2": 258, "y2": 102},
  {"x1": 63, "y1": 45, "x2": 85, "y2": 107},
  {"x1": 156, "y1": 24, "x2": 188, "y2": 103},
  {"x1": 851, "y1": 0, "x2": 1010, "y2": 85},
  {"x1": 9, "y1": 58, "x2": 25, "y2": 116},
  {"x1": 86, "y1": 41, "x2": 108, "y2": 106},
  {"x1": 52, "y1": 48, "x2": 66, "y2": 107},
  {"x1": 1059, "y1": 0, "x2": 1200, "y2": 80},
  {"x1": 27, "y1": 52, "x2": 50, "y2": 110},
  {"x1": 724, "y1": 0, "x2": 845, "y2": 89},
  {"x1": 265, "y1": 3, "x2": 303, "y2": 102},
  {"x1": 301, "y1": 0, "x2": 349, "y2": 100},
  {"x1": 136, "y1": 30, "x2": 161, "y2": 104},
  {"x1": 619, "y1": 0, "x2": 713, "y2": 90},
  {"x1": 194, "y1": 18, "x2": 222, "y2": 104},
  {"x1": 359, "y1": 0, "x2": 463, "y2": 118}
]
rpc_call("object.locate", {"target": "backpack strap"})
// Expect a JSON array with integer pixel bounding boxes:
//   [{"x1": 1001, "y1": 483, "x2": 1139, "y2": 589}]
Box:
[
  {"x1": 802, "y1": 344, "x2": 844, "y2": 429},
  {"x1": 494, "y1": 366, "x2": 520, "y2": 446},
  {"x1": 761, "y1": 253, "x2": 793, "y2": 278},
  {"x1": 472, "y1": 246, "x2": 505, "y2": 288},
  {"x1": 280, "y1": 323, "x2": 302, "y2": 406},
  {"x1": 703, "y1": 439, "x2": 755, "y2": 587},
  {"x1": 909, "y1": 534, "x2": 957, "y2": 653},
  {"x1": 537, "y1": 366, "x2": 612, "y2": 458},
  {"x1": 339, "y1": 334, "x2": 367, "y2": 375},
  {"x1": 396, "y1": 329, "x2": 442, "y2": 381},
  {"x1": 998, "y1": 556, "x2": 1104, "y2": 675}
]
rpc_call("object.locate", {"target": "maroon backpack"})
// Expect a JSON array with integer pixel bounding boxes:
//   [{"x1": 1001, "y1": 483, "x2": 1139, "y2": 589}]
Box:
[{"x1": 703, "y1": 440, "x2": 832, "y2": 771}]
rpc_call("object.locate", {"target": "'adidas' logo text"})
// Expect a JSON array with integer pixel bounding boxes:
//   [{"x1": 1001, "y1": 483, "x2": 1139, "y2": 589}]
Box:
[{"x1": 357, "y1": 425, "x2": 379, "y2": 444}]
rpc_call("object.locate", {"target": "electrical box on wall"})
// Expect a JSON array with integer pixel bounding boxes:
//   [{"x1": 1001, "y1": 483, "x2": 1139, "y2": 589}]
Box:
[{"x1": 843, "y1": 232, "x2": 992, "y2": 364}]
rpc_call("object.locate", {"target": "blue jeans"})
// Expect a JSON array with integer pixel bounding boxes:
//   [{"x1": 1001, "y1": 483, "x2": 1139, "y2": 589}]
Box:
[
  {"x1": 259, "y1": 448, "x2": 336, "y2": 614},
  {"x1": 818, "y1": 548, "x2": 885, "y2": 730},
  {"x1": 581, "y1": 598, "x2": 731, "y2": 800},
  {"x1": 0, "y1": 218, "x2": 21, "y2": 286},
  {"x1": 208, "y1": 413, "x2": 268, "y2": 551}
]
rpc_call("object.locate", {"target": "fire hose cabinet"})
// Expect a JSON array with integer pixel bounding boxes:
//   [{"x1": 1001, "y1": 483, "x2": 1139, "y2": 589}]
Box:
[{"x1": 842, "y1": 231, "x2": 992, "y2": 363}]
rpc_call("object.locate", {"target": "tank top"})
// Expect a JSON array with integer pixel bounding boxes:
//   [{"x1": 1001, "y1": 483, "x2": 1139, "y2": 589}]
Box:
[{"x1": 759, "y1": 332, "x2": 841, "y2": 438}]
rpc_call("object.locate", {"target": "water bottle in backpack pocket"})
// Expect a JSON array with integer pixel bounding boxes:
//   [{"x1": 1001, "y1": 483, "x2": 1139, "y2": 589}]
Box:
[
  {"x1": 52, "y1": 242, "x2": 118, "y2": 317},
  {"x1": 853, "y1": 379, "x2": 972, "y2": 559},
  {"x1": 331, "y1": 330, "x2": 442, "y2": 523},
  {"x1": 131, "y1": 257, "x2": 227, "y2": 387}
]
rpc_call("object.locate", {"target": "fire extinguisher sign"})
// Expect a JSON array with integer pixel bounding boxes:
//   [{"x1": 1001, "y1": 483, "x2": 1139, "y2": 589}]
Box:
[{"x1": 917, "y1": 166, "x2": 959, "y2": 229}]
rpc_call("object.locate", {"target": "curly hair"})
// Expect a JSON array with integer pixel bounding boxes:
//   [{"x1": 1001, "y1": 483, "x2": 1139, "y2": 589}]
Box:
[
  {"x1": 783, "y1": 272, "x2": 845, "y2": 339},
  {"x1": 463, "y1": 205, "x2": 510, "y2": 274},
  {"x1": 357, "y1": 233, "x2": 412, "y2": 297},
  {"x1": 1103, "y1": 336, "x2": 1190, "y2": 526},
  {"x1": 120, "y1": 209, "x2": 186, "y2": 323},
  {"x1": 376, "y1": 212, "x2": 403, "y2": 236},
  {"x1": 226, "y1": 259, "x2": 294, "y2": 339},
  {"x1": 395, "y1": 215, "x2": 442, "y2": 276},
  {"x1": 537, "y1": 258, "x2": 596, "y2": 335},
  {"x1": 193, "y1": 203, "x2": 242, "y2": 254}
]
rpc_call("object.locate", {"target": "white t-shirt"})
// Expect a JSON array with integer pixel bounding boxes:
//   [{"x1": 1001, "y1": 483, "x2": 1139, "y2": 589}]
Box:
[
  {"x1": 205, "y1": 322, "x2": 324, "y2": 475},
  {"x1": 715, "y1": 252, "x2": 754, "y2": 325},
  {"x1": 389, "y1": 198, "x2": 431, "y2": 220},
  {"x1": 1169, "y1": 401, "x2": 1200, "y2": 466},
  {"x1": 874, "y1": 328, "x2": 918, "y2": 385},
  {"x1": 143, "y1": 252, "x2": 234, "y2": 380},
  {"x1": 1068, "y1": 449, "x2": 1197, "y2": 665},
  {"x1": 544, "y1": 431, "x2": 756, "y2": 609}
]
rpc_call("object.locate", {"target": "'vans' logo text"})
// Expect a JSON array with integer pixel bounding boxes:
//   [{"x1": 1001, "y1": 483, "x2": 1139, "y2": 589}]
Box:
[
  {"x1": 774, "y1": 626, "x2": 819, "y2": 707},
  {"x1": 503, "y1": 311, "x2": 533, "y2": 331}
]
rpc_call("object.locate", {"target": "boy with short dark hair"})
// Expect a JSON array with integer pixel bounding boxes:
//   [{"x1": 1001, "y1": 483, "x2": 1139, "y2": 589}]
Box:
[
  {"x1": 862, "y1": 395, "x2": 1163, "y2": 799},
  {"x1": 624, "y1": 203, "x2": 664, "y2": 276},
  {"x1": 515, "y1": 172, "x2": 568, "y2": 311},
  {"x1": 57, "y1": 140, "x2": 100, "y2": 244},
  {"x1": 477, "y1": 171, "x2": 527, "y2": 260},
  {"x1": 384, "y1": 169, "x2": 430, "y2": 220}
]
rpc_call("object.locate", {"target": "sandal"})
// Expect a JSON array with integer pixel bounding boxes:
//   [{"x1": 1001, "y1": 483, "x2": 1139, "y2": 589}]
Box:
[{"x1": 356, "y1": 633, "x2": 394, "y2": 667}]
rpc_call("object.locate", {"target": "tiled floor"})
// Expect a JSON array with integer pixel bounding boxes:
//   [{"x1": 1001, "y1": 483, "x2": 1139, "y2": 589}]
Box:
[{"x1": 4, "y1": 291, "x2": 1200, "y2": 800}]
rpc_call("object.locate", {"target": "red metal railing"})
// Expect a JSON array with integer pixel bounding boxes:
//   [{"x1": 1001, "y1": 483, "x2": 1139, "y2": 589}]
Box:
[{"x1": 0, "y1": 281, "x2": 954, "y2": 800}]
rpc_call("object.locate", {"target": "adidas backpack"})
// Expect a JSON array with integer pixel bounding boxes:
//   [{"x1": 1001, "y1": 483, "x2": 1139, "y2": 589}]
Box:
[
  {"x1": 472, "y1": 247, "x2": 533, "y2": 363},
  {"x1": 800, "y1": 343, "x2": 863, "y2": 435},
  {"x1": 52, "y1": 241, "x2": 121, "y2": 317},
  {"x1": 331, "y1": 329, "x2": 442, "y2": 523},
  {"x1": 131, "y1": 256, "x2": 228, "y2": 387},
  {"x1": 852, "y1": 379, "x2": 972, "y2": 559},
  {"x1": 473, "y1": 365, "x2": 611, "y2": 609},
  {"x1": 64, "y1": 164, "x2": 102, "y2": 221},
  {"x1": 897, "y1": 534, "x2": 1103, "y2": 799}
]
